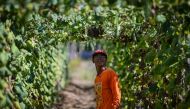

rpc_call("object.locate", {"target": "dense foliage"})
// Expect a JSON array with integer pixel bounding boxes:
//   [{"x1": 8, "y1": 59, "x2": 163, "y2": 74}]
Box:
[
  {"x1": 0, "y1": 1, "x2": 69, "y2": 108},
  {"x1": 0, "y1": 0, "x2": 190, "y2": 108}
]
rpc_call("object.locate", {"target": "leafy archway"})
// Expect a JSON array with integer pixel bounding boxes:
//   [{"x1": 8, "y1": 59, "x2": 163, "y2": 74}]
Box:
[{"x1": 0, "y1": 0, "x2": 190, "y2": 108}]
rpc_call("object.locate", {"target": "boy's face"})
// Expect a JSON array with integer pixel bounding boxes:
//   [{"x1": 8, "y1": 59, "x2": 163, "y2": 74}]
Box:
[{"x1": 93, "y1": 54, "x2": 107, "y2": 67}]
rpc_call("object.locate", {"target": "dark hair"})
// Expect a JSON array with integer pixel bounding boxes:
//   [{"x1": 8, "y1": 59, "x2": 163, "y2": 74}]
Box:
[{"x1": 92, "y1": 53, "x2": 107, "y2": 59}]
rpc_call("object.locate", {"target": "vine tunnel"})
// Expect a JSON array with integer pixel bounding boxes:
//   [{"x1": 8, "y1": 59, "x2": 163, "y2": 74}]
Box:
[{"x1": 0, "y1": 0, "x2": 190, "y2": 109}]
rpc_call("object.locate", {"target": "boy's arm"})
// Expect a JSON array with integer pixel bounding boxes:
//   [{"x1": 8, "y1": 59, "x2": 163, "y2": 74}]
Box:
[{"x1": 110, "y1": 72, "x2": 121, "y2": 109}]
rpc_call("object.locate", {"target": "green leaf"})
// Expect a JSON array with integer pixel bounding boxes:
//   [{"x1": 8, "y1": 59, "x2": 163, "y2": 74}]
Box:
[
  {"x1": 13, "y1": 101, "x2": 21, "y2": 109},
  {"x1": 145, "y1": 50, "x2": 156, "y2": 62},
  {"x1": 164, "y1": 56, "x2": 178, "y2": 67},
  {"x1": 19, "y1": 102, "x2": 25, "y2": 109},
  {"x1": 144, "y1": 0, "x2": 151, "y2": 19},
  {"x1": 0, "y1": 50, "x2": 9, "y2": 66},
  {"x1": 0, "y1": 80, "x2": 8, "y2": 89},
  {"x1": 7, "y1": 32, "x2": 14, "y2": 44},
  {"x1": 0, "y1": 67, "x2": 11, "y2": 76},
  {"x1": 151, "y1": 64, "x2": 166, "y2": 78},
  {"x1": 6, "y1": 95, "x2": 12, "y2": 108},
  {"x1": 167, "y1": 79, "x2": 175, "y2": 95},
  {"x1": 51, "y1": 14, "x2": 58, "y2": 22},
  {"x1": 14, "y1": 86, "x2": 22, "y2": 95},
  {"x1": 156, "y1": 14, "x2": 166, "y2": 23},
  {"x1": 11, "y1": 43, "x2": 20, "y2": 55},
  {"x1": 7, "y1": 92, "x2": 15, "y2": 100},
  {"x1": 51, "y1": 0, "x2": 58, "y2": 5},
  {"x1": 155, "y1": 100, "x2": 163, "y2": 109},
  {"x1": 0, "y1": 91, "x2": 6, "y2": 107}
]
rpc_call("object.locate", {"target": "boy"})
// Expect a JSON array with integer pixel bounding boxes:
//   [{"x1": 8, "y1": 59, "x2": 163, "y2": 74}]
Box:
[{"x1": 92, "y1": 50, "x2": 121, "y2": 109}]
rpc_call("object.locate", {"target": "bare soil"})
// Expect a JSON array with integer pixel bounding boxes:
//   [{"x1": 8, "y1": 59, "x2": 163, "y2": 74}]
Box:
[{"x1": 52, "y1": 59, "x2": 96, "y2": 109}]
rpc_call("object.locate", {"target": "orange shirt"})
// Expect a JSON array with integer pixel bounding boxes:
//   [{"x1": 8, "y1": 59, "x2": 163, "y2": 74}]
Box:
[{"x1": 94, "y1": 68, "x2": 121, "y2": 109}]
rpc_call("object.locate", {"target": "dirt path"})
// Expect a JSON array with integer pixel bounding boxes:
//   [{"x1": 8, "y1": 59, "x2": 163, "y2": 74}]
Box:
[{"x1": 53, "y1": 59, "x2": 96, "y2": 109}]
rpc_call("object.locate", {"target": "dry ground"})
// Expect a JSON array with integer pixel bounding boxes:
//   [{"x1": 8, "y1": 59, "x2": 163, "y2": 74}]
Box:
[{"x1": 53, "y1": 58, "x2": 96, "y2": 109}]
